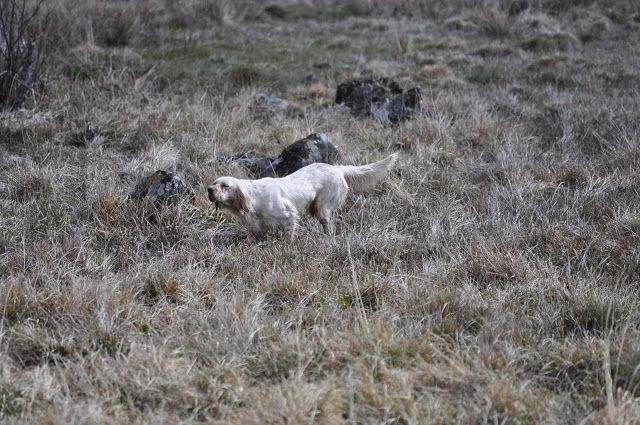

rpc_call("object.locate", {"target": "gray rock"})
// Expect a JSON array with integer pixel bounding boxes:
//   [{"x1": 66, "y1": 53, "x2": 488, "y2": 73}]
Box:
[
  {"x1": 128, "y1": 170, "x2": 191, "y2": 205},
  {"x1": 335, "y1": 77, "x2": 421, "y2": 125},
  {"x1": 253, "y1": 93, "x2": 304, "y2": 118},
  {"x1": 230, "y1": 133, "x2": 341, "y2": 179},
  {"x1": 254, "y1": 94, "x2": 290, "y2": 112}
]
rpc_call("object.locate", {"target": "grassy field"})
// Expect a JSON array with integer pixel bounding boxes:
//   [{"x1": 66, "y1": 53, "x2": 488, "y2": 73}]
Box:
[{"x1": 1, "y1": 0, "x2": 640, "y2": 423}]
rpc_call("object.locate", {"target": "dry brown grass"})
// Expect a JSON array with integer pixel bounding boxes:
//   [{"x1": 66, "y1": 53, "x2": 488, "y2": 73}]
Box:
[{"x1": 1, "y1": 0, "x2": 640, "y2": 423}]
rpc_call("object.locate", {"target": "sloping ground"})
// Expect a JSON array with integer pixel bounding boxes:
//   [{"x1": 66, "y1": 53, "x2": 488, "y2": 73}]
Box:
[{"x1": 1, "y1": 1, "x2": 639, "y2": 423}]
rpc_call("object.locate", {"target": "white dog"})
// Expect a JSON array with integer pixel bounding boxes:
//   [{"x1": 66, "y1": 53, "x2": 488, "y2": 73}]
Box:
[{"x1": 208, "y1": 154, "x2": 398, "y2": 239}]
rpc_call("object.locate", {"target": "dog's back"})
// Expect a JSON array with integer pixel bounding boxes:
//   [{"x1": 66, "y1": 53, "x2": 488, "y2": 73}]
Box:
[{"x1": 282, "y1": 153, "x2": 398, "y2": 192}]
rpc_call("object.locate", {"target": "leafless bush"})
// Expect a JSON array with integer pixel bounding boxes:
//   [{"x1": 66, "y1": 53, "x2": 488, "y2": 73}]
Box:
[
  {"x1": 0, "y1": 0, "x2": 47, "y2": 109},
  {"x1": 92, "y1": 3, "x2": 140, "y2": 47}
]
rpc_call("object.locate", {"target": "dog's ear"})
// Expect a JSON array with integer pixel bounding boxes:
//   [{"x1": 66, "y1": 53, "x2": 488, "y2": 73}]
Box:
[{"x1": 233, "y1": 185, "x2": 250, "y2": 214}]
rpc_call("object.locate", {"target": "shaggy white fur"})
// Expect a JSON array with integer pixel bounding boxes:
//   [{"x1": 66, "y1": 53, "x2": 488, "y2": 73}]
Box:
[{"x1": 208, "y1": 154, "x2": 398, "y2": 239}]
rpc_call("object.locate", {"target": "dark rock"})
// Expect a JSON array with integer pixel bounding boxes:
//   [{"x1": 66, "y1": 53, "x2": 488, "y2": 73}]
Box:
[
  {"x1": 373, "y1": 87, "x2": 422, "y2": 124},
  {"x1": 275, "y1": 132, "x2": 340, "y2": 176},
  {"x1": 231, "y1": 133, "x2": 341, "y2": 179},
  {"x1": 335, "y1": 77, "x2": 421, "y2": 124},
  {"x1": 231, "y1": 152, "x2": 277, "y2": 179},
  {"x1": 264, "y1": 5, "x2": 288, "y2": 19},
  {"x1": 305, "y1": 72, "x2": 317, "y2": 85},
  {"x1": 128, "y1": 170, "x2": 191, "y2": 205},
  {"x1": 508, "y1": 0, "x2": 529, "y2": 16},
  {"x1": 336, "y1": 78, "x2": 401, "y2": 116}
]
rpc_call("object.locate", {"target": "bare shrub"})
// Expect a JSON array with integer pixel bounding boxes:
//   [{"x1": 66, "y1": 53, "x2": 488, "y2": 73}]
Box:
[
  {"x1": 455, "y1": 247, "x2": 528, "y2": 289},
  {"x1": 473, "y1": 6, "x2": 514, "y2": 38},
  {"x1": 225, "y1": 64, "x2": 266, "y2": 89},
  {"x1": 93, "y1": 3, "x2": 139, "y2": 47},
  {"x1": 161, "y1": 0, "x2": 250, "y2": 27},
  {"x1": 0, "y1": 0, "x2": 48, "y2": 109}
]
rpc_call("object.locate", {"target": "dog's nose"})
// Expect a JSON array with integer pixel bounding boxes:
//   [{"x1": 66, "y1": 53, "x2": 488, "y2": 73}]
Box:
[{"x1": 207, "y1": 186, "x2": 215, "y2": 202}]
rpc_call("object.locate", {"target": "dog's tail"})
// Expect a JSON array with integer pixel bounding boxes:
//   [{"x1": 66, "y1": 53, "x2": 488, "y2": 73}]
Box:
[{"x1": 338, "y1": 153, "x2": 398, "y2": 193}]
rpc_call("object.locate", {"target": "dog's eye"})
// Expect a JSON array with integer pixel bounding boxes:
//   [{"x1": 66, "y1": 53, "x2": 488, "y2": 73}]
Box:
[{"x1": 220, "y1": 183, "x2": 228, "y2": 189}]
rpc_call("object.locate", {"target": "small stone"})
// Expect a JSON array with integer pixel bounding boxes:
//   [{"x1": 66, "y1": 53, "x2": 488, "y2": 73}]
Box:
[
  {"x1": 254, "y1": 94, "x2": 290, "y2": 111},
  {"x1": 252, "y1": 93, "x2": 304, "y2": 118}
]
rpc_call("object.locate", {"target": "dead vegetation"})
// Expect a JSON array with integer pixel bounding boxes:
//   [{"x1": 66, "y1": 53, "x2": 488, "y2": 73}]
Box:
[
  {"x1": 0, "y1": 0, "x2": 48, "y2": 109},
  {"x1": 1, "y1": 0, "x2": 640, "y2": 423}
]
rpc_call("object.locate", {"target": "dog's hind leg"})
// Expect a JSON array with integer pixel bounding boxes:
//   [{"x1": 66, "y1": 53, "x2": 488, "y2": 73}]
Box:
[
  {"x1": 310, "y1": 198, "x2": 330, "y2": 234},
  {"x1": 312, "y1": 181, "x2": 348, "y2": 236},
  {"x1": 317, "y1": 209, "x2": 332, "y2": 235},
  {"x1": 313, "y1": 203, "x2": 343, "y2": 236}
]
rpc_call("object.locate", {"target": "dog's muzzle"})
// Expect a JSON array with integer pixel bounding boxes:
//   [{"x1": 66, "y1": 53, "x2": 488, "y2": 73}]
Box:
[
  {"x1": 207, "y1": 187, "x2": 217, "y2": 203},
  {"x1": 207, "y1": 187, "x2": 223, "y2": 209}
]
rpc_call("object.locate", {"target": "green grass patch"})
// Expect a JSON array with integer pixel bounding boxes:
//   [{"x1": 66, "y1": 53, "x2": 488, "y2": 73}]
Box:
[
  {"x1": 598, "y1": 67, "x2": 640, "y2": 89},
  {"x1": 464, "y1": 64, "x2": 504, "y2": 85},
  {"x1": 520, "y1": 33, "x2": 578, "y2": 52},
  {"x1": 0, "y1": 385, "x2": 26, "y2": 417},
  {"x1": 158, "y1": 45, "x2": 214, "y2": 61}
]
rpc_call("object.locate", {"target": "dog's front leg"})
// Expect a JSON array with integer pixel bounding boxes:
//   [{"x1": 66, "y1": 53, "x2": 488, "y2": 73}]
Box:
[
  {"x1": 287, "y1": 219, "x2": 299, "y2": 241},
  {"x1": 282, "y1": 201, "x2": 300, "y2": 241},
  {"x1": 332, "y1": 211, "x2": 344, "y2": 235},
  {"x1": 243, "y1": 215, "x2": 267, "y2": 240}
]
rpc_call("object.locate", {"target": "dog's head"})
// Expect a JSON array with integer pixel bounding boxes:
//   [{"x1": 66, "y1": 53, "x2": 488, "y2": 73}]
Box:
[{"x1": 207, "y1": 177, "x2": 250, "y2": 214}]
